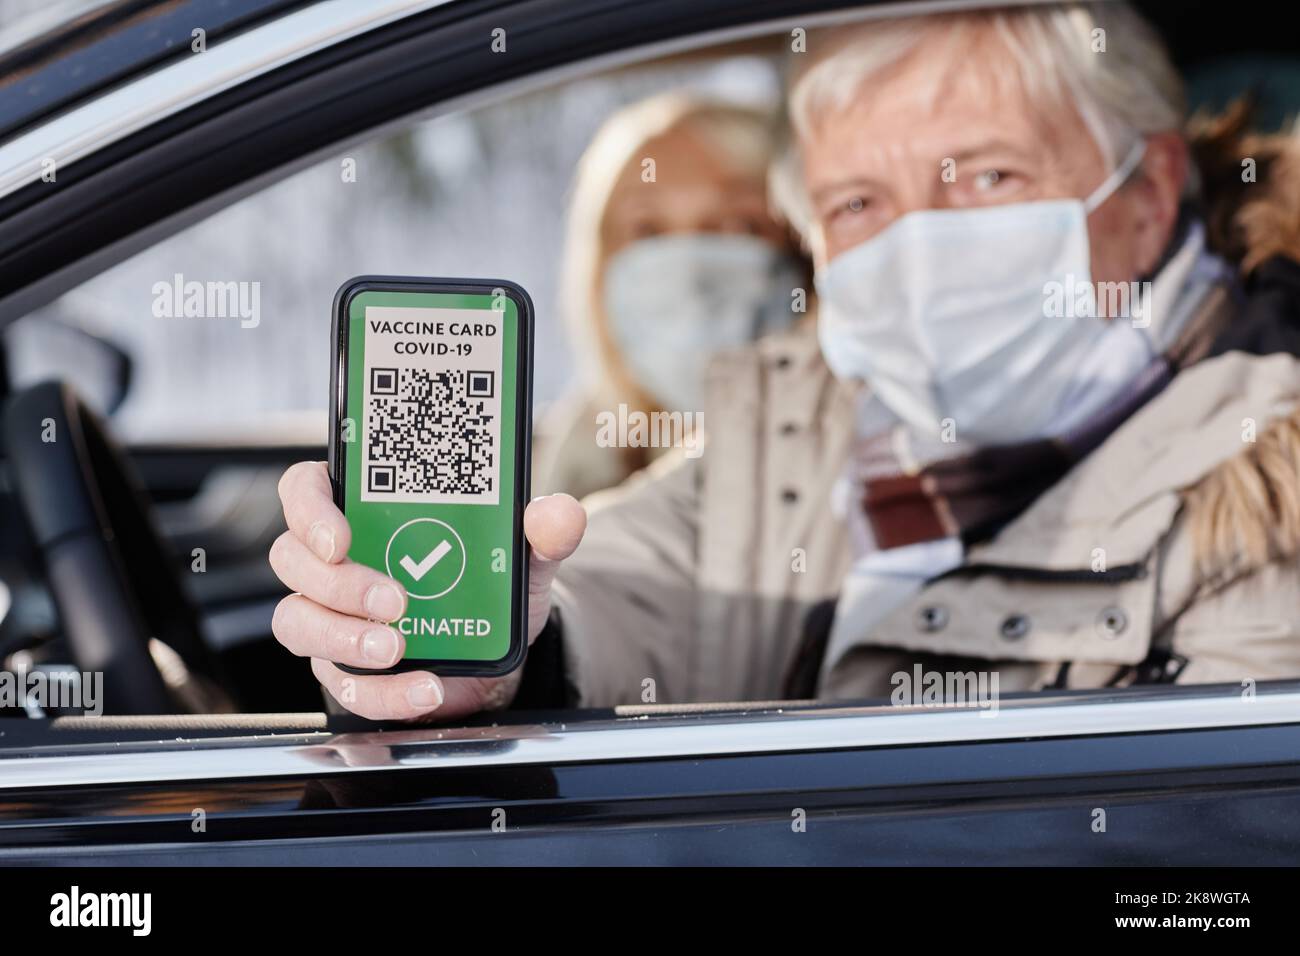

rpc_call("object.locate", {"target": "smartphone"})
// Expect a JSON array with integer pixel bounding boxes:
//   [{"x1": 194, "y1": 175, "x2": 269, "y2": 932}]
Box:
[{"x1": 329, "y1": 276, "x2": 532, "y2": 677}]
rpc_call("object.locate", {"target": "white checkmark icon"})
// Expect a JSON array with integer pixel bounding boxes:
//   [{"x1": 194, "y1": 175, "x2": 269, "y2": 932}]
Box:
[{"x1": 399, "y1": 539, "x2": 452, "y2": 582}]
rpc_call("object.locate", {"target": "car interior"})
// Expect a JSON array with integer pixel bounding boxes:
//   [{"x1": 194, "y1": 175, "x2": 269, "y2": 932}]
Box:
[{"x1": 0, "y1": 1, "x2": 1297, "y2": 736}]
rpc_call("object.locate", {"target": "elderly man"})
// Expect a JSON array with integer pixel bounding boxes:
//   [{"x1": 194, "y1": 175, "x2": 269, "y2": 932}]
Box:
[{"x1": 269, "y1": 1, "x2": 1300, "y2": 719}]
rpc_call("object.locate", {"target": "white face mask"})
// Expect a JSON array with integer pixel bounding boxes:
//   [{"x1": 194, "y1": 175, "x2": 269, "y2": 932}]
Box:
[
  {"x1": 815, "y1": 141, "x2": 1153, "y2": 445},
  {"x1": 604, "y1": 233, "x2": 802, "y2": 411}
]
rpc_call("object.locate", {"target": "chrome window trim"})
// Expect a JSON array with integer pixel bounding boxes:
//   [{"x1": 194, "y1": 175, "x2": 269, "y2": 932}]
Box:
[
  {"x1": 0, "y1": 0, "x2": 458, "y2": 197},
  {"x1": 2, "y1": 687, "x2": 1296, "y2": 790}
]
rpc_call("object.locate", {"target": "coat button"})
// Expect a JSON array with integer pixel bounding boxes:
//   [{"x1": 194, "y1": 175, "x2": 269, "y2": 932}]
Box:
[
  {"x1": 999, "y1": 614, "x2": 1030, "y2": 641},
  {"x1": 780, "y1": 422, "x2": 799, "y2": 436},
  {"x1": 780, "y1": 488, "x2": 799, "y2": 504},
  {"x1": 775, "y1": 356, "x2": 792, "y2": 370},
  {"x1": 1096, "y1": 607, "x2": 1128, "y2": 638},
  {"x1": 916, "y1": 605, "x2": 949, "y2": 632}
]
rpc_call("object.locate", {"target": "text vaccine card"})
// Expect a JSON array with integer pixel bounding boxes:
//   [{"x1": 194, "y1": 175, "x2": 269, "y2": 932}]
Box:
[
  {"x1": 361, "y1": 306, "x2": 503, "y2": 506},
  {"x1": 343, "y1": 291, "x2": 519, "y2": 662}
]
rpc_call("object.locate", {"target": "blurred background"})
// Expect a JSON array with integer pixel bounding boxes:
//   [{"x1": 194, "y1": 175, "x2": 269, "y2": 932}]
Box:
[{"x1": 0, "y1": 0, "x2": 782, "y2": 443}]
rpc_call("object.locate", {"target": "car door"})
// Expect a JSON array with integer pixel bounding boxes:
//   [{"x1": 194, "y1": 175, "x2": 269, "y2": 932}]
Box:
[{"x1": 3, "y1": 685, "x2": 1300, "y2": 864}]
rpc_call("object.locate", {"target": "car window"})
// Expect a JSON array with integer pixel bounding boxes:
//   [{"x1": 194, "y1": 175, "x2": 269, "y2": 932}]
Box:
[
  {"x1": 2, "y1": 0, "x2": 1299, "y2": 730},
  {"x1": 5, "y1": 56, "x2": 781, "y2": 444}
]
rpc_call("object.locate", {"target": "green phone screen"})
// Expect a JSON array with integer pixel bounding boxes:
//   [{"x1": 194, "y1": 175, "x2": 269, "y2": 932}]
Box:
[{"x1": 340, "y1": 288, "x2": 522, "y2": 666}]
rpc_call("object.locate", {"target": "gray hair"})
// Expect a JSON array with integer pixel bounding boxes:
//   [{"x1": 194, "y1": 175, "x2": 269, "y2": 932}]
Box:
[{"x1": 771, "y1": 2, "x2": 1189, "y2": 245}]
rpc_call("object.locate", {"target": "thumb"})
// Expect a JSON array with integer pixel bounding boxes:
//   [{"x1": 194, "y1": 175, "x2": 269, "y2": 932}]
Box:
[{"x1": 524, "y1": 493, "x2": 587, "y2": 641}]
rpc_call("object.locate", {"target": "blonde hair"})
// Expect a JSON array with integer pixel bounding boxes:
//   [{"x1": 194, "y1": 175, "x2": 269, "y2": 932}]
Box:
[
  {"x1": 770, "y1": 2, "x2": 1188, "y2": 245},
  {"x1": 561, "y1": 93, "x2": 780, "y2": 405}
]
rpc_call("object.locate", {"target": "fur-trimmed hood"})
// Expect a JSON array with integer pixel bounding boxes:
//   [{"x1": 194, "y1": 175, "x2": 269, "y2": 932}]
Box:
[
  {"x1": 1182, "y1": 103, "x2": 1300, "y2": 576},
  {"x1": 1192, "y1": 100, "x2": 1300, "y2": 275}
]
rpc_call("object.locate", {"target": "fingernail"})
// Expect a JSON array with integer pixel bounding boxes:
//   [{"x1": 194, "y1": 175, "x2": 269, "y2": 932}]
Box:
[
  {"x1": 308, "y1": 521, "x2": 336, "y2": 562},
  {"x1": 407, "y1": 677, "x2": 443, "y2": 710},
  {"x1": 364, "y1": 582, "x2": 404, "y2": 622},
  {"x1": 361, "y1": 627, "x2": 400, "y2": 666}
]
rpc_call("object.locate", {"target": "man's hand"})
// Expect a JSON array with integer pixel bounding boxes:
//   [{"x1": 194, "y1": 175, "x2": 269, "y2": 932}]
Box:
[{"x1": 268, "y1": 461, "x2": 586, "y2": 721}]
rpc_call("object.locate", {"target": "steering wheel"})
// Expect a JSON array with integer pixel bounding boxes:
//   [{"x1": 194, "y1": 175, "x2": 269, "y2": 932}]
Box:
[{"x1": 3, "y1": 382, "x2": 226, "y2": 714}]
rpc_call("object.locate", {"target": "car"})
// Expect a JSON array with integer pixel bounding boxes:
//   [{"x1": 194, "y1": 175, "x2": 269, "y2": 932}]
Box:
[{"x1": 0, "y1": 0, "x2": 1298, "y2": 867}]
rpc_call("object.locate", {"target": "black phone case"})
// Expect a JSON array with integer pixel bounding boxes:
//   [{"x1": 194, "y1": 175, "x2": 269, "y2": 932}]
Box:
[{"x1": 329, "y1": 275, "x2": 533, "y2": 678}]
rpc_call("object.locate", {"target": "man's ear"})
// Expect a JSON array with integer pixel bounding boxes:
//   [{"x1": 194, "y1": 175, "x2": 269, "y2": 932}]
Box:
[{"x1": 1131, "y1": 131, "x2": 1189, "y2": 275}]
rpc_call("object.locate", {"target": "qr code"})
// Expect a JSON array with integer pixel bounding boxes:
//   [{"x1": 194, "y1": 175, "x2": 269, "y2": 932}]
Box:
[{"x1": 365, "y1": 367, "x2": 497, "y2": 500}]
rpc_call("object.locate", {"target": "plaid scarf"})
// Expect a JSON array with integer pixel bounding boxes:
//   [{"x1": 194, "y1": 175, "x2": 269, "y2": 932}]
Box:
[{"x1": 856, "y1": 283, "x2": 1235, "y2": 550}]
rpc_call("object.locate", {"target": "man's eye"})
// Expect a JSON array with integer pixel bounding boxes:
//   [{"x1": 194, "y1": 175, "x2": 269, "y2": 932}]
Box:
[
  {"x1": 973, "y1": 169, "x2": 1009, "y2": 191},
  {"x1": 836, "y1": 196, "x2": 869, "y2": 217}
]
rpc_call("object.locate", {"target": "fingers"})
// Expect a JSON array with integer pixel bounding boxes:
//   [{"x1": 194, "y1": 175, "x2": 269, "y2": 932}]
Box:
[
  {"x1": 523, "y1": 493, "x2": 586, "y2": 640},
  {"x1": 269, "y1": 530, "x2": 407, "y2": 621},
  {"x1": 274, "y1": 471, "x2": 587, "y2": 721},
  {"x1": 525, "y1": 493, "x2": 587, "y2": 561},
  {"x1": 279, "y1": 461, "x2": 351, "y2": 564},
  {"x1": 312, "y1": 658, "x2": 445, "y2": 722},
  {"x1": 272, "y1": 594, "x2": 405, "y2": 669}
]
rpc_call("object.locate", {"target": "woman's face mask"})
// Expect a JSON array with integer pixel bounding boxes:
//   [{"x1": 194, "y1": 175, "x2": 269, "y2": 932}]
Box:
[
  {"x1": 603, "y1": 233, "x2": 803, "y2": 411},
  {"x1": 815, "y1": 141, "x2": 1153, "y2": 445}
]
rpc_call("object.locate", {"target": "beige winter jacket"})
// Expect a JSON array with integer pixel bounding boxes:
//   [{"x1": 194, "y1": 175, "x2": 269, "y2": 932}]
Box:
[{"x1": 552, "y1": 320, "x2": 1300, "y2": 705}]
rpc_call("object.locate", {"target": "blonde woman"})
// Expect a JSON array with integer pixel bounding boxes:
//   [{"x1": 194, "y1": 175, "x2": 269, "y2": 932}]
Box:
[{"x1": 532, "y1": 93, "x2": 806, "y2": 500}]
